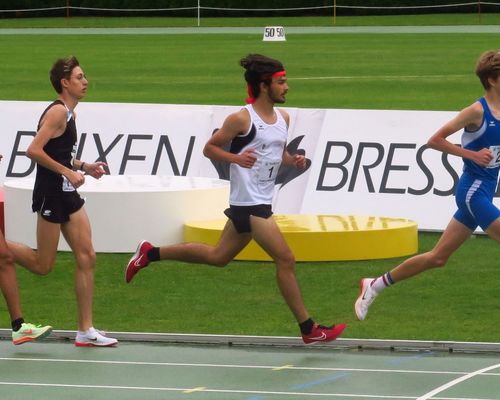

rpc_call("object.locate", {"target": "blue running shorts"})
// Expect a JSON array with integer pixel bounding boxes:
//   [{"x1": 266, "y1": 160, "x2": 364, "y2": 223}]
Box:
[{"x1": 453, "y1": 172, "x2": 500, "y2": 231}]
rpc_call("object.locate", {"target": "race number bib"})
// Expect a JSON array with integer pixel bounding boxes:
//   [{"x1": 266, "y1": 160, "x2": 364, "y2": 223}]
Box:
[
  {"x1": 487, "y1": 145, "x2": 500, "y2": 168},
  {"x1": 258, "y1": 159, "x2": 281, "y2": 183},
  {"x1": 62, "y1": 176, "x2": 76, "y2": 192}
]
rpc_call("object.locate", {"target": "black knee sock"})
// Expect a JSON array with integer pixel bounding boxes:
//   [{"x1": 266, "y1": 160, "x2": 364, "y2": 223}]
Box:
[
  {"x1": 147, "y1": 247, "x2": 160, "y2": 262},
  {"x1": 12, "y1": 318, "x2": 24, "y2": 332},
  {"x1": 299, "y1": 318, "x2": 314, "y2": 335}
]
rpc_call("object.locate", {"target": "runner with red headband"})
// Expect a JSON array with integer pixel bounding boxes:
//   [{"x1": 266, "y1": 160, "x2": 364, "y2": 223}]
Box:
[{"x1": 125, "y1": 54, "x2": 347, "y2": 344}]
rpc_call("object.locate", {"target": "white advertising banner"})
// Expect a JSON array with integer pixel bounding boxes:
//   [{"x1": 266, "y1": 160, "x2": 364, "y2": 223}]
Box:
[
  {"x1": 3, "y1": 101, "x2": 214, "y2": 180},
  {"x1": 1, "y1": 100, "x2": 492, "y2": 232},
  {"x1": 299, "y1": 109, "x2": 466, "y2": 231}
]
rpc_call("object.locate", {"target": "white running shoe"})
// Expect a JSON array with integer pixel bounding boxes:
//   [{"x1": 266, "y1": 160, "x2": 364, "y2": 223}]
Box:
[
  {"x1": 75, "y1": 327, "x2": 118, "y2": 347},
  {"x1": 354, "y1": 278, "x2": 378, "y2": 321}
]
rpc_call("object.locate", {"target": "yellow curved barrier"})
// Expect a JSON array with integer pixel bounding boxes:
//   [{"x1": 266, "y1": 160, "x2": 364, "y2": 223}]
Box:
[{"x1": 184, "y1": 215, "x2": 418, "y2": 261}]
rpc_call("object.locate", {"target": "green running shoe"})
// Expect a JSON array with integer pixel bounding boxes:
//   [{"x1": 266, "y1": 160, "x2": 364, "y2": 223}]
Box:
[{"x1": 12, "y1": 322, "x2": 52, "y2": 345}]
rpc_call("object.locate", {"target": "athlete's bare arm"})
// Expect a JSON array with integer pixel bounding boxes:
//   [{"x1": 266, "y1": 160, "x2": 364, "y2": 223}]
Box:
[
  {"x1": 204, "y1": 109, "x2": 257, "y2": 169},
  {"x1": 427, "y1": 101, "x2": 493, "y2": 167}
]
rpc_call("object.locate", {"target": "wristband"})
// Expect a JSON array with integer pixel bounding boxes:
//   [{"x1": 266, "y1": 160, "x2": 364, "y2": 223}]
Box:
[{"x1": 80, "y1": 162, "x2": 86, "y2": 171}]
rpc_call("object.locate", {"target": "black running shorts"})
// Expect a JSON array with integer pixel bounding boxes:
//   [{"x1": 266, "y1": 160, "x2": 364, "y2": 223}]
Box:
[
  {"x1": 32, "y1": 191, "x2": 85, "y2": 223},
  {"x1": 224, "y1": 204, "x2": 273, "y2": 233}
]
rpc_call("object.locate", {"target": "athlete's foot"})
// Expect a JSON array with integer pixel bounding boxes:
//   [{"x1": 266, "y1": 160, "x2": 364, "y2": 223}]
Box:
[
  {"x1": 302, "y1": 323, "x2": 347, "y2": 344},
  {"x1": 125, "y1": 240, "x2": 153, "y2": 283},
  {"x1": 12, "y1": 323, "x2": 52, "y2": 345},
  {"x1": 354, "y1": 278, "x2": 378, "y2": 321},
  {"x1": 75, "y1": 327, "x2": 118, "y2": 347}
]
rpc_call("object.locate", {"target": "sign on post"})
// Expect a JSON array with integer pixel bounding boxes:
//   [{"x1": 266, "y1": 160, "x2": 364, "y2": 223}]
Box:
[{"x1": 263, "y1": 26, "x2": 286, "y2": 41}]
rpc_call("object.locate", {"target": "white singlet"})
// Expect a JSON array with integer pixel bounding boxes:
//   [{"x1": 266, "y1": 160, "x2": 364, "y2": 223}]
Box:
[{"x1": 228, "y1": 104, "x2": 288, "y2": 206}]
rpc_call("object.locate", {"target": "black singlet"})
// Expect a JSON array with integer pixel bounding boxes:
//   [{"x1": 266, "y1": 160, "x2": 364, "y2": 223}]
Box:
[{"x1": 32, "y1": 100, "x2": 77, "y2": 197}]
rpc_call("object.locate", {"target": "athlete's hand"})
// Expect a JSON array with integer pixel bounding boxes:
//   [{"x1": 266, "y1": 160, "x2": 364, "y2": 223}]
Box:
[
  {"x1": 293, "y1": 154, "x2": 306, "y2": 170},
  {"x1": 472, "y1": 148, "x2": 494, "y2": 167},
  {"x1": 236, "y1": 148, "x2": 257, "y2": 168},
  {"x1": 83, "y1": 161, "x2": 107, "y2": 179},
  {"x1": 65, "y1": 169, "x2": 85, "y2": 189}
]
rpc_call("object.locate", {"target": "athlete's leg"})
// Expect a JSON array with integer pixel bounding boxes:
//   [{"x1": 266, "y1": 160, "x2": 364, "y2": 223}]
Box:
[
  {"x1": 0, "y1": 231, "x2": 22, "y2": 321},
  {"x1": 61, "y1": 207, "x2": 95, "y2": 331},
  {"x1": 249, "y1": 215, "x2": 308, "y2": 324},
  {"x1": 8, "y1": 215, "x2": 60, "y2": 276},
  {"x1": 390, "y1": 218, "x2": 472, "y2": 282},
  {"x1": 484, "y1": 217, "x2": 500, "y2": 242},
  {"x1": 1, "y1": 229, "x2": 53, "y2": 344},
  {"x1": 158, "y1": 220, "x2": 252, "y2": 267},
  {"x1": 126, "y1": 220, "x2": 252, "y2": 283},
  {"x1": 355, "y1": 218, "x2": 473, "y2": 321}
]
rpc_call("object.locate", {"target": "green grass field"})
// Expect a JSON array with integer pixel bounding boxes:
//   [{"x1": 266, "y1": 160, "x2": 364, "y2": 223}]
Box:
[
  {"x1": 1, "y1": 14, "x2": 500, "y2": 27},
  {"x1": 1, "y1": 33, "x2": 499, "y2": 110},
  {"x1": 1, "y1": 15, "x2": 500, "y2": 342}
]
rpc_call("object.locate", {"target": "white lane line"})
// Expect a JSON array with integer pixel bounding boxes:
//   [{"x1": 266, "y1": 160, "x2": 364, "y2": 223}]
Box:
[
  {"x1": 3, "y1": 381, "x2": 498, "y2": 399},
  {"x1": 292, "y1": 74, "x2": 468, "y2": 81},
  {"x1": 416, "y1": 363, "x2": 500, "y2": 400},
  {"x1": 272, "y1": 364, "x2": 294, "y2": 371},
  {"x1": 0, "y1": 356, "x2": 485, "y2": 375},
  {"x1": 0, "y1": 381, "x2": 417, "y2": 398}
]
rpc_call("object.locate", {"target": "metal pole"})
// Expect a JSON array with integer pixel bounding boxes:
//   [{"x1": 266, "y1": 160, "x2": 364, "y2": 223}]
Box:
[
  {"x1": 198, "y1": 0, "x2": 200, "y2": 27},
  {"x1": 66, "y1": 0, "x2": 70, "y2": 18},
  {"x1": 333, "y1": 0, "x2": 336, "y2": 25},
  {"x1": 478, "y1": 0, "x2": 482, "y2": 24}
]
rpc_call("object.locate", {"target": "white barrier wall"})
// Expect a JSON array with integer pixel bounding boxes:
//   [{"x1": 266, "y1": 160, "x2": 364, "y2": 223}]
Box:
[
  {"x1": 0, "y1": 100, "x2": 486, "y2": 234},
  {"x1": 5, "y1": 175, "x2": 229, "y2": 252}
]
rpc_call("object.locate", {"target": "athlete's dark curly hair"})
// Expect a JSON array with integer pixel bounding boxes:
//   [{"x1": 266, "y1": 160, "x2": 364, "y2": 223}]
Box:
[{"x1": 240, "y1": 54, "x2": 284, "y2": 100}]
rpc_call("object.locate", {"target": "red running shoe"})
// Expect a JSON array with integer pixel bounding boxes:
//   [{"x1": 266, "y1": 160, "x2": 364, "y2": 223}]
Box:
[
  {"x1": 125, "y1": 240, "x2": 153, "y2": 283},
  {"x1": 302, "y1": 323, "x2": 347, "y2": 344}
]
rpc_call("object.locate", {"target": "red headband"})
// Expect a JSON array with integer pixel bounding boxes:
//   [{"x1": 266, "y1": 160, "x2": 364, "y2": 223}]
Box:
[
  {"x1": 246, "y1": 70, "x2": 287, "y2": 104},
  {"x1": 271, "y1": 70, "x2": 287, "y2": 79}
]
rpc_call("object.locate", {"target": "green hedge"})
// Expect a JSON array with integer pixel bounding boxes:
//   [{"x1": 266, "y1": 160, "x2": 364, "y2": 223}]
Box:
[{"x1": 0, "y1": 0, "x2": 496, "y2": 17}]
